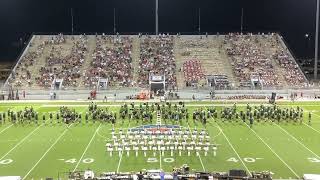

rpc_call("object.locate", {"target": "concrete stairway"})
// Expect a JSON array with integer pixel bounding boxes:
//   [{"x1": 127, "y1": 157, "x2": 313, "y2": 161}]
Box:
[
  {"x1": 131, "y1": 37, "x2": 140, "y2": 85},
  {"x1": 174, "y1": 36, "x2": 238, "y2": 89},
  {"x1": 78, "y1": 36, "x2": 96, "y2": 88},
  {"x1": 173, "y1": 37, "x2": 186, "y2": 89}
]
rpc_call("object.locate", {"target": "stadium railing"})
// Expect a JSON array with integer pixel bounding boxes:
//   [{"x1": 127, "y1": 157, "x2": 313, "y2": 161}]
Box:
[
  {"x1": 277, "y1": 33, "x2": 309, "y2": 83},
  {"x1": 3, "y1": 33, "x2": 35, "y2": 89},
  {"x1": 3, "y1": 86, "x2": 319, "y2": 100}
]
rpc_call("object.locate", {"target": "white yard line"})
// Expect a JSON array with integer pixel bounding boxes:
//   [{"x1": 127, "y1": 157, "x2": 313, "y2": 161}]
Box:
[
  {"x1": 274, "y1": 123, "x2": 320, "y2": 159},
  {"x1": 0, "y1": 124, "x2": 43, "y2": 161},
  {"x1": 0, "y1": 124, "x2": 13, "y2": 135},
  {"x1": 186, "y1": 124, "x2": 206, "y2": 172},
  {"x1": 310, "y1": 112, "x2": 320, "y2": 124},
  {"x1": 73, "y1": 123, "x2": 102, "y2": 172},
  {"x1": 243, "y1": 123, "x2": 299, "y2": 178},
  {"x1": 198, "y1": 154, "x2": 206, "y2": 171},
  {"x1": 303, "y1": 122, "x2": 320, "y2": 134},
  {"x1": 116, "y1": 150, "x2": 123, "y2": 173},
  {"x1": 215, "y1": 124, "x2": 251, "y2": 176},
  {"x1": 311, "y1": 112, "x2": 320, "y2": 118},
  {"x1": 23, "y1": 124, "x2": 73, "y2": 180},
  {"x1": 117, "y1": 121, "x2": 131, "y2": 173}
]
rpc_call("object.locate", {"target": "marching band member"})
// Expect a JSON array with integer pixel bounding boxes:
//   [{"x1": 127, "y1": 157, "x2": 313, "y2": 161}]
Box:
[
  {"x1": 178, "y1": 143, "x2": 183, "y2": 156},
  {"x1": 125, "y1": 144, "x2": 131, "y2": 157},
  {"x1": 187, "y1": 144, "x2": 193, "y2": 156},
  {"x1": 203, "y1": 145, "x2": 209, "y2": 156},
  {"x1": 107, "y1": 144, "x2": 113, "y2": 157},
  {"x1": 213, "y1": 145, "x2": 217, "y2": 156},
  {"x1": 133, "y1": 144, "x2": 139, "y2": 157}
]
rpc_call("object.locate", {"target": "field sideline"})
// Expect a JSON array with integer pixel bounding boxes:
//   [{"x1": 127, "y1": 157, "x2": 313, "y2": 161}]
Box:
[{"x1": 0, "y1": 101, "x2": 319, "y2": 179}]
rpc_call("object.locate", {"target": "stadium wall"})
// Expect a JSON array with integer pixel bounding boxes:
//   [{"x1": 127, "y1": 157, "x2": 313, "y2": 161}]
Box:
[{"x1": 5, "y1": 88, "x2": 319, "y2": 100}]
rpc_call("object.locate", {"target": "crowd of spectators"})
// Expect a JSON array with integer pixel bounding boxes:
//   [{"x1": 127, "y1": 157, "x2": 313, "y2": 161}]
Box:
[
  {"x1": 9, "y1": 33, "x2": 308, "y2": 91},
  {"x1": 138, "y1": 34, "x2": 177, "y2": 90},
  {"x1": 183, "y1": 59, "x2": 205, "y2": 86},
  {"x1": 84, "y1": 35, "x2": 133, "y2": 88},
  {"x1": 36, "y1": 34, "x2": 88, "y2": 88},
  {"x1": 12, "y1": 39, "x2": 47, "y2": 87},
  {"x1": 273, "y1": 50, "x2": 307, "y2": 87},
  {"x1": 226, "y1": 33, "x2": 280, "y2": 88},
  {"x1": 49, "y1": 33, "x2": 66, "y2": 44}
]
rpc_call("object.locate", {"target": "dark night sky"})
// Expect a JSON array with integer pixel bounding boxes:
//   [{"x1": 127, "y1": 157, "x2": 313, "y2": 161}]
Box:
[{"x1": 0, "y1": 0, "x2": 317, "y2": 62}]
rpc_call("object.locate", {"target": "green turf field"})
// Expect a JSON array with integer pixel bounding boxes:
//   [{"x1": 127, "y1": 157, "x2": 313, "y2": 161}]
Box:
[{"x1": 0, "y1": 101, "x2": 320, "y2": 179}]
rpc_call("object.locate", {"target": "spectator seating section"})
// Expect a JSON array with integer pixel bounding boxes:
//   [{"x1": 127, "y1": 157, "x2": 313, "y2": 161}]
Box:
[{"x1": 6, "y1": 33, "x2": 308, "y2": 90}]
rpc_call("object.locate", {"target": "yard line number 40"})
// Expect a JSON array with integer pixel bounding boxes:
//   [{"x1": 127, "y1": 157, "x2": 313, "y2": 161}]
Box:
[
  {"x1": 59, "y1": 158, "x2": 95, "y2": 164},
  {"x1": 227, "y1": 157, "x2": 263, "y2": 163}
]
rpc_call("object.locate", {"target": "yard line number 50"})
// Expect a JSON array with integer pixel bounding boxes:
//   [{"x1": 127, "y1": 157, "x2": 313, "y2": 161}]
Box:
[{"x1": 147, "y1": 158, "x2": 174, "y2": 163}]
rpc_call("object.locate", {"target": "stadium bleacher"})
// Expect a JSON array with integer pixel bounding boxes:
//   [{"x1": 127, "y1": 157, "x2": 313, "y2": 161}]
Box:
[
  {"x1": 85, "y1": 35, "x2": 133, "y2": 88},
  {"x1": 138, "y1": 35, "x2": 177, "y2": 90},
  {"x1": 5, "y1": 33, "x2": 309, "y2": 91}
]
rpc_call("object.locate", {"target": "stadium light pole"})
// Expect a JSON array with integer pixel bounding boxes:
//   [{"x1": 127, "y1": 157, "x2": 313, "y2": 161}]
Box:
[
  {"x1": 71, "y1": 8, "x2": 74, "y2": 35},
  {"x1": 241, "y1": 8, "x2": 244, "y2": 34},
  {"x1": 156, "y1": 0, "x2": 159, "y2": 35},
  {"x1": 314, "y1": 0, "x2": 319, "y2": 80},
  {"x1": 113, "y1": 8, "x2": 116, "y2": 35},
  {"x1": 198, "y1": 8, "x2": 201, "y2": 34}
]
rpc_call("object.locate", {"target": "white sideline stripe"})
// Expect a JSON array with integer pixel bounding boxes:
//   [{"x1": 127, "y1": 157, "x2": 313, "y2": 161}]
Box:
[
  {"x1": 0, "y1": 124, "x2": 13, "y2": 135},
  {"x1": 117, "y1": 122, "x2": 131, "y2": 173},
  {"x1": 0, "y1": 124, "x2": 43, "y2": 161},
  {"x1": 187, "y1": 124, "x2": 206, "y2": 171},
  {"x1": 23, "y1": 124, "x2": 73, "y2": 180},
  {"x1": 73, "y1": 124, "x2": 102, "y2": 172},
  {"x1": 243, "y1": 123, "x2": 299, "y2": 178},
  {"x1": 215, "y1": 124, "x2": 251, "y2": 176},
  {"x1": 303, "y1": 122, "x2": 320, "y2": 134},
  {"x1": 41, "y1": 104, "x2": 320, "y2": 107},
  {"x1": 274, "y1": 123, "x2": 320, "y2": 159}
]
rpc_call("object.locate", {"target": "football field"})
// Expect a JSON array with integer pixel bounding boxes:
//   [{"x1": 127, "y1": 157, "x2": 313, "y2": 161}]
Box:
[{"x1": 0, "y1": 101, "x2": 320, "y2": 179}]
